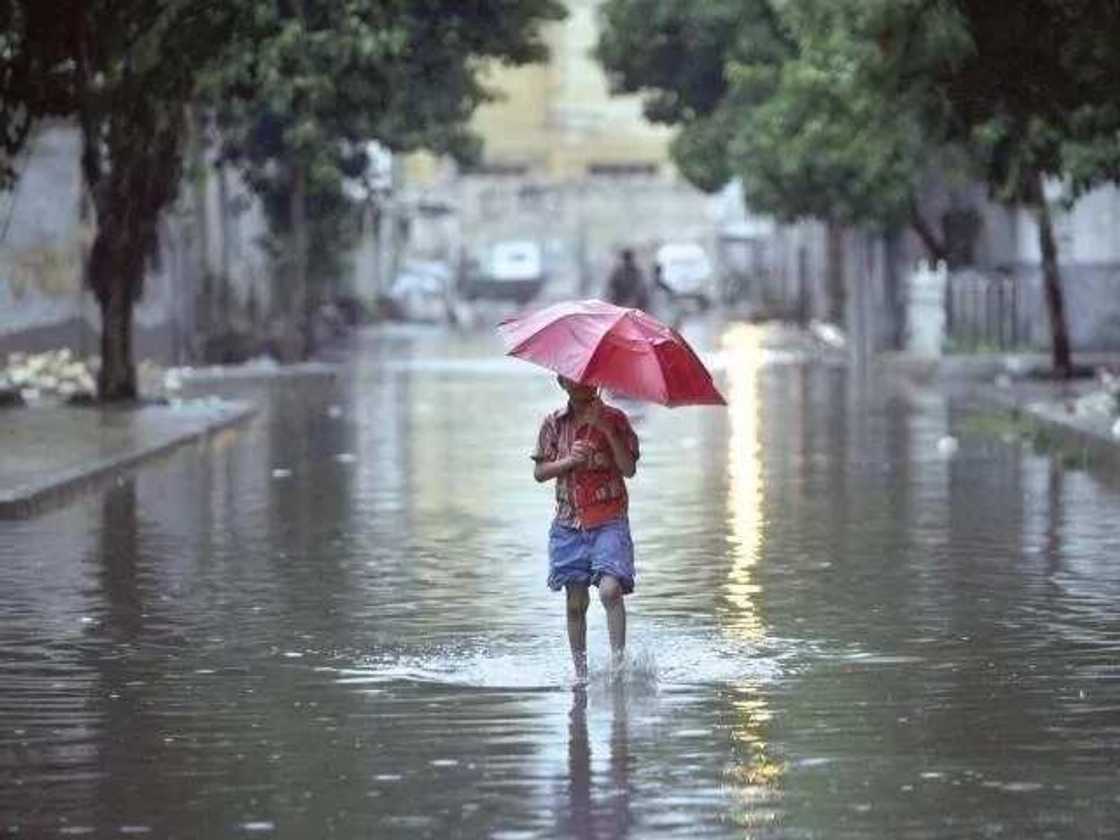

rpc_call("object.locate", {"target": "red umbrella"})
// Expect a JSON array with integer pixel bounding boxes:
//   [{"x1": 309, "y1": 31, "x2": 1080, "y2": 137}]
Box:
[{"x1": 497, "y1": 299, "x2": 726, "y2": 407}]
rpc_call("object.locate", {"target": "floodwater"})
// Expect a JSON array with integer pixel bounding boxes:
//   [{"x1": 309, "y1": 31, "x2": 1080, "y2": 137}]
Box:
[{"x1": 3, "y1": 320, "x2": 1120, "y2": 838}]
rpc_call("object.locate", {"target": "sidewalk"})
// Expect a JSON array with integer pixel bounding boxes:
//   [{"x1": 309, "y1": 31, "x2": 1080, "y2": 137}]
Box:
[
  {"x1": 878, "y1": 351, "x2": 1120, "y2": 469},
  {"x1": 0, "y1": 398, "x2": 256, "y2": 518},
  {"x1": 875, "y1": 350, "x2": 1120, "y2": 383}
]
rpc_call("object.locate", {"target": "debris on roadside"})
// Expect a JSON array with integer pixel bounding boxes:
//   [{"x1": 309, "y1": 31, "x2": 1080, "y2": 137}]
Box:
[
  {"x1": 1071, "y1": 368, "x2": 1120, "y2": 420},
  {"x1": 809, "y1": 319, "x2": 847, "y2": 350},
  {"x1": 1, "y1": 349, "x2": 314, "y2": 405},
  {"x1": 2, "y1": 349, "x2": 97, "y2": 402},
  {"x1": 936, "y1": 435, "x2": 960, "y2": 458}
]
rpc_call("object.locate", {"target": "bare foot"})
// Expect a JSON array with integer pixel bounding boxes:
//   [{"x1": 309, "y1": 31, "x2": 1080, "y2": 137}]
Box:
[
  {"x1": 609, "y1": 651, "x2": 626, "y2": 681},
  {"x1": 571, "y1": 651, "x2": 588, "y2": 688}
]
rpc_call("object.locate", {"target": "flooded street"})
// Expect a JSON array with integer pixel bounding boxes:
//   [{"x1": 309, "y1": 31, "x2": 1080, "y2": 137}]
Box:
[{"x1": 3, "y1": 320, "x2": 1120, "y2": 838}]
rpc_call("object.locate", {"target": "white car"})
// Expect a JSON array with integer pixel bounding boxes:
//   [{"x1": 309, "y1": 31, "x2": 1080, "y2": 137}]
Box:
[
  {"x1": 387, "y1": 261, "x2": 451, "y2": 322},
  {"x1": 655, "y1": 242, "x2": 713, "y2": 306},
  {"x1": 464, "y1": 240, "x2": 546, "y2": 303},
  {"x1": 491, "y1": 240, "x2": 542, "y2": 282}
]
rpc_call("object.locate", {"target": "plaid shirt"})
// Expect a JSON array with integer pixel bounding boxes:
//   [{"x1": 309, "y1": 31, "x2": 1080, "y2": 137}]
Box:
[{"x1": 532, "y1": 401, "x2": 639, "y2": 529}]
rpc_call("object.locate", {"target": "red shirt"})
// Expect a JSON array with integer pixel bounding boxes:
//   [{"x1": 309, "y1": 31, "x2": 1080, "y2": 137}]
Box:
[{"x1": 532, "y1": 400, "x2": 640, "y2": 529}]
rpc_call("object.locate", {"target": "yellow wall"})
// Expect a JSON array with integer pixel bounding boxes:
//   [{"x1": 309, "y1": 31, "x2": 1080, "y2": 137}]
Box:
[{"x1": 406, "y1": 0, "x2": 673, "y2": 184}]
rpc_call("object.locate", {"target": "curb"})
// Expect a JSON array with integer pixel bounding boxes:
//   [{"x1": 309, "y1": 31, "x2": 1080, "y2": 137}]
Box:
[
  {"x1": 0, "y1": 400, "x2": 257, "y2": 519},
  {"x1": 1017, "y1": 401, "x2": 1120, "y2": 471},
  {"x1": 970, "y1": 386, "x2": 1120, "y2": 472},
  {"x1": 877, "y1": 351, "x2": 1120, "y2": 384},
  {"x1": 173, "y1": 361, "x2": 339, "y2": 384}
]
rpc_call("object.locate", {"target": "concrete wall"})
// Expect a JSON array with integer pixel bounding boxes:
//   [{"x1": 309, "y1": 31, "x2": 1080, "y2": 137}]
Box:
[
  {"x1": 964, "y1": 184, "x2": 1120, "y2": 351},
  {"x1": 0, "y1": 123, "x2": 176, "y2": 360},
  {"x1": 1065, "y1": 185, "x2": 1120, "y2": 263},
  {"x1": 344, "y1": 199, "x2": 416, "y2": 303},
  {"x1": 991, "y1": 263, "x2": 1120, "y2": 350},
  {"x1": 1011, "y1": 182, "x2": 1120, "y2": 265},
  {"x1": 0, "y1": 122, "x2": 273, "y2": 364},
  {"x1": 195, "y1": 154, "x2": 275, "y2": 332}
]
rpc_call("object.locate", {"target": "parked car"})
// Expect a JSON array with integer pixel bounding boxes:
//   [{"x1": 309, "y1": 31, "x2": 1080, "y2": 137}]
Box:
[
  {"x1": 386, "y1": 260, "x2": 452, "y2": 322},
  {"x1": 463, "y1": 240, "x2": 545, "y2": 303},
  {"x1": 655, "y1": 242, "x2": 713, "y2": 308}
]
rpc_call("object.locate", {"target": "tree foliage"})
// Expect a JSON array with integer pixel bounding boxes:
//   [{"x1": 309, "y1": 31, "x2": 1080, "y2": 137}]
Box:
[
  {"x1": 598, "y1": 0, "x2": 1120, "y2": 375},
  {"x1": 596, "y1": 0, "x2": 791, "y2": 193},
  {"x1": 596, "y1": 0, "x2": 964, "y2": 256},
  {"x1": 204, "y1": 0, "x2": 566, "y2": 352},
  {"x1": 0, "y1": 0, "x2": 566, "y2": 394},
  {"x1": 876, "y1": 0, "x2": 1120, "y2": 376},
  {"x1": 876, "y1": 0, "x2": 1120, "y2": 204},
  {"x1": 212, "y1": 0, "x2": 569, "y2": 182}
]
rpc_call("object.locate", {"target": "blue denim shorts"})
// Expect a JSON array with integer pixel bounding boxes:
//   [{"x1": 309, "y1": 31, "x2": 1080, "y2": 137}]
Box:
[{"x1": 547, "y1": 517, "x2": 635, "y2": 594}]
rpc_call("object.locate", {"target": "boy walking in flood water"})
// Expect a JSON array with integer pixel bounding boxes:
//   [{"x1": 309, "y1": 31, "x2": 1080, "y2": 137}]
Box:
[{"x1": 532, "y1": 375, "x2": 639, "y2": 684}]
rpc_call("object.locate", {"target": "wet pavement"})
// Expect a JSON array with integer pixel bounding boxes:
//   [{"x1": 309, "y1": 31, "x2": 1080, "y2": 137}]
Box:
[
  {"x1": 2, "y1": 320, "x2": 1120, "y2": 838},
  {"x1": 0, "y1": 398, "x2": 255, "y2": 516}
]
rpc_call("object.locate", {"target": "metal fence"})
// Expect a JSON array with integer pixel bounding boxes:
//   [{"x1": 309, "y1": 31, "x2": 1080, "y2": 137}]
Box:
[{"x1": 946, "y1": 270, "x2": 1028, "y2": 350}]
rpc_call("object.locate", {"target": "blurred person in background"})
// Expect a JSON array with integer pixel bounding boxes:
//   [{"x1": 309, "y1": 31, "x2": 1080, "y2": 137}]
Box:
[{"x1": 605, "y1": 248, "x2": 650, "y2": 312}]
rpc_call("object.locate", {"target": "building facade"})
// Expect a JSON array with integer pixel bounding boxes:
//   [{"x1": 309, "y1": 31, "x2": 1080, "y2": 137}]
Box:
[{"x1": 397, "y1": 0, "x2": 719, "y2": 303}]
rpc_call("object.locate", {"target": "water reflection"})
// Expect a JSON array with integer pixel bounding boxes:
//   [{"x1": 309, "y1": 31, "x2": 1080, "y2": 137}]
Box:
[
  {"x1": 89, "y1": 479, "x2": 156, "y2": 834},
  {"x1": 722, "y1": 323, "x2": 765, "y2": 640},
  {"x1": 565, "y1": 689, "x2": 593, "y2": 836},
  {"x1": 559, "y1": 685, "x2": 633, "y2": 839},
  {"x1": 96, "y1": 479, "x2": 143, "y2": 640},
  {"x1": 726, "y1": 690, "x2": 784, "y2": 833}
]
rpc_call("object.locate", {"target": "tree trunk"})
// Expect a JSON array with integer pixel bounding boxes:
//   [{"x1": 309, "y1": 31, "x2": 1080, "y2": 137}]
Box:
[
  {"x1": 884, "y1": 228, "x2": 906, "y2": 349},
  {"x1": 216, "y1": 162, "x2": 231, "y2": 334},
  {"x1": 908, "y1": 197, "x2": 948, "y2": 263},
  {"x1": 290, "y1": 161, "x2": 311, "y2": 359},
  {"x1": 1031, "y1": 171, "x2": 1073, "y2": 379},
  {"x1": 825, "y1": 220, "x2": 846, "y2": 325},
  {"x1": 85, "y1": 112, "x2": 185, "y2": 400},
  {"x1": 189, "y1": 106, "x2": 212, "y2": 341},
  {"x1": 94, "y1": 255, "x2": 138, "y2": 401}
]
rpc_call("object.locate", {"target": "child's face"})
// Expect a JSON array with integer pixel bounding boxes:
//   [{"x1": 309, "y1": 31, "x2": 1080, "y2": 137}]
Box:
[{"x1": 558, "y1": 375, "x2": 597, "y2": 403}]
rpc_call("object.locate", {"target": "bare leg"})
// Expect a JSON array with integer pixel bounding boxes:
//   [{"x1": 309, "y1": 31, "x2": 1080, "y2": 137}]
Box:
[
  {"x1": 598, "y1": 576, "x2": 626, "y2": 665},
  {"x1": 566, "y1": 584, "x2": 590, "y2": 683}
]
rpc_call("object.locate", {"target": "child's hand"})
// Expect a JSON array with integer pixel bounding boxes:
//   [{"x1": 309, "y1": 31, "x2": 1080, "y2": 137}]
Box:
[{"x1": 568, "y1": 440, "x2": 594, "y2": 469}]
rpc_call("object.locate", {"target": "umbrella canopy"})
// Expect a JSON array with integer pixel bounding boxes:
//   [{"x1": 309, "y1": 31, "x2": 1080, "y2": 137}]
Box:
[{"x1": 497, "y1": 299, "x2": 726, "y2": 407}]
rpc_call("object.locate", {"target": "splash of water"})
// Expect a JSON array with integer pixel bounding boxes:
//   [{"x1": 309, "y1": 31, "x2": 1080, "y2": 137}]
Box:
[{"x1": 339, "y1": 622, "x2": 792, "y2": 691}]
